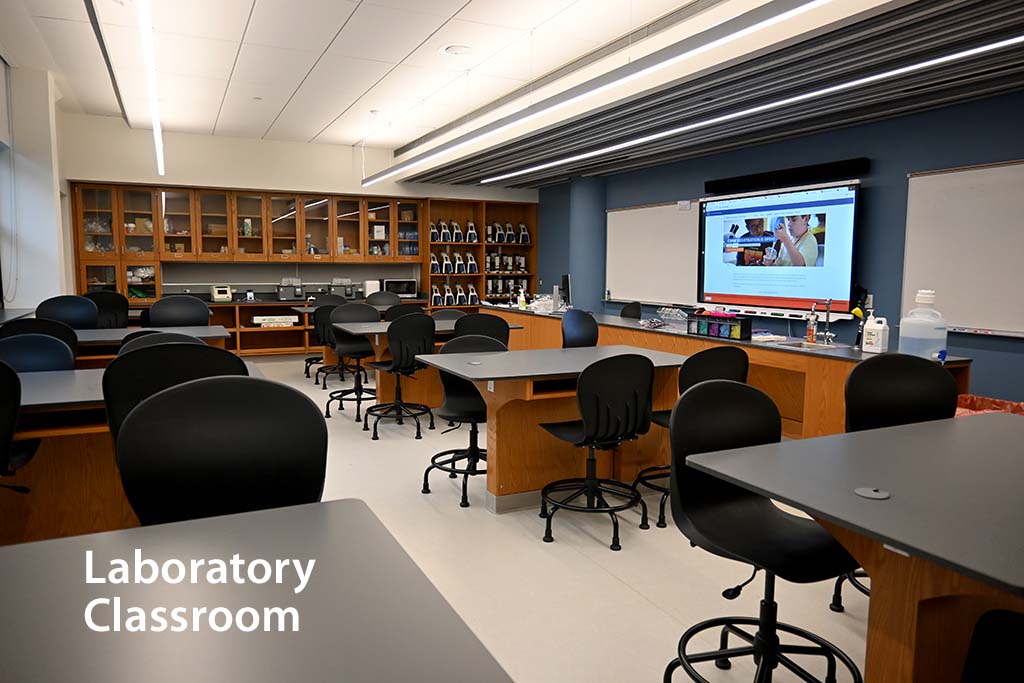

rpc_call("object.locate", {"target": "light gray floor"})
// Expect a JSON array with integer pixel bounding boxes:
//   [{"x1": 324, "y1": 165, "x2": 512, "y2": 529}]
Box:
[{"x1": 254, "y1": 357, "x2": 868, "y2": 682}]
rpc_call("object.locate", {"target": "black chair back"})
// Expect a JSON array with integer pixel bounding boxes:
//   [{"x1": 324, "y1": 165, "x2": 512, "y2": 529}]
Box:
[
  {"x1": 84, "y1": 291, "x2": 129, "y2": 328},
  {"x1": 36, "y1": 295, "x2": 98, "y2": 330},
  {"x1": 313, "y1": 293, "x2": 346, "y2": 306},
  {"x1": 678, "y1": 346, "x2": 749, "y2": 394},
  {"x1": 574, "y1": 354, "x2": 653, "y2": 447},
  {"x1": 119, "y1": 329, "x2": 160, "y2": 349},
  {"x1": 0, "y1": 334, "x2": 75, "y2": 372},
  {"x1": 845, "y1": 353, "x2": 958, "y2": 432},
  {"x1": 431, "y1": 308, "x2": 467, "y2": 321},
  {"x1": 330, "y1": 303, "x2": 379, "y2": 358},
  {"x1": 438, "y1": 335, "x2": 507, "y2": 419},
  {"x1": 138, "y1": 308, "x2": 151, "y2": 326},
  {"x1": 149, "y1": 295, "x2": 210, "y2": 327},
  {"x1": 116, "y1": 376, "x2": 326, "y2": 526},
  {"x1": 118, "y1": 332, "x2": 204, "y2": 356},
  {"x1": 104, "y1": 344, "x2": 249, "y2": 440},
  {"x1": 387, "y1": 313, "x2": 435, "y2": 373},
  {"x1": 669, "y1": 380, "x2": 781, "y2": 561},
  {"x1": 384, "y1": 303, "x2": 424, "y2": 321},
  {"x1": 454, "y1": 313, "x2": 510, "y2": 346},
  {"x1": 0, "y1": 361, "x2": 22, "y2": 472},
  {"x1": 311, "y1": 305, "x2": 340, "y2": 346},
  {"x1": 620, "y1": 301, "x2": 643, "y2": 319},
  {"x1": 562, "y1": 309, "x2": 599, "y2": 348},
  {"x1": 366, "y1": 291, "x2": 401, "y2": 307},
  {"x1": 0, "y1": 318, "x2": 78, "y2": 356}
]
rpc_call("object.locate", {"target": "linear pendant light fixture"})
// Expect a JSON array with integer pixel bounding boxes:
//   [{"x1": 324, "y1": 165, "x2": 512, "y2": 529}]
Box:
[
  {"x1": 136, "y1": 0, "x2": 165, "y2": 176},
  {"x1": 361, "y1": 0, "x2": 836, "y2": 188},
  {"x1": 481, "y1": 33, "x2": 1024, "y2": 185}
]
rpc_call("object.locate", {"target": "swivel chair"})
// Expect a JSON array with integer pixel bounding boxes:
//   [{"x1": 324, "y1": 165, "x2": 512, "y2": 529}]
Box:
[
  {"x1": 363, "y1": 313, "x2": 436, "y2": 440},
  {"x1": 366, "y1": 291, "x2": 401, "y2": 308},
  {"x1": 84, "y1": 290, "x2": 129, "y2": 328},
  {"x1": 828, "y1": 352, "x2": 958, "y2": 613},
  {"x1": 538, "y1": 354, "x2": 653, "y2": 551},
  {"x1": 0, "y1": 318, "x2": 79, "y2": 357},
  {"x1": 0, "y1": 362, "x2": 38, "y2": 494},
  {"x1": 304, "y1": 295, "x2": 346, "y2": 379},
  {"x1": 422, "y1": 335, "x2": 507, "y2": 508},
  {"x1": 116, "y1": 376, "x2": 326, "y2": 525},
  {"x1": 664, "y1": 380, "x2": 861, "y2": 683},
  {"x1": 324, "y1": 303, "x2": 378, "y2": 421},
  {"x1": 36, "y1": 295, "x2": 98, "y2": 330},
  {"x1": 384, "y1": 303, "x2": 424, "y2": 321},
  {"x1": 148, "y1": 295, "x2": 210, "y2": 327},
  {"x1": 0, "y1": 334, "x2": 75, "y2": 373},
  {"x1": 118, "y1": 332, "x2": 203, "y2": 356},
  {"x1": 430, "y1": 308, "x2": 467, "y2": 321},
  {"x1": 634, "y1": 346, "x2": 749, "y2": 527},
  {"x1": 561, "y1": 309, "x2": 598, "y2": 348},
  {"x1": 453, "y1": 313, "x2": 510, "y2": 346},
  {"x1": 620, "y1": 301, "x2": 643, "y2": 319}
]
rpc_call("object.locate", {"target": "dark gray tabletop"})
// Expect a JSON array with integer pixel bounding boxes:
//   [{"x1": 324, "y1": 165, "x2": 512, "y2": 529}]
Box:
[
  {"x1": 417, "y1": 344, "x2": 689, "y2": 381},
  {"x1": 76, "y1": 325, "x2": 231, "y2": 345},
  {"x1": 480, "y1": 304, "x2": 971, "y2": 364},
  {"x1": 0, "y1": 499, "x2": 511, "y2": 683},
  {"x1": 0, "y1": 308, "x2": 34, "y2": 323},
  {"x1": 335, "y1": 319, "x2": 524, "y2": 336},
  {"x1": 19, "y1": 362, "x2": 264, "y2": 409},
  {"x1": 688, "y1": 413, "x2": 1024, "y2": 595}
]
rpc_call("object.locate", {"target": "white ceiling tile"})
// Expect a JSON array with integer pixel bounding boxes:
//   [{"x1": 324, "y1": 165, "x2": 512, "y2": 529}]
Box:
[
  {"x1": 409, "y1": 71, "x2": 525, "y2": 128},
  {"x1": 456, "y1": 0, "x2": 578, "y2": 30},
  {"x1": 403, "y1": 19, "x2": 525, "y2": 72},
  {"x1": 95, "y1": 0, "x2": 253, "y2": 42},
  {"x1": 115, "y1": 67, "x2": 227, "y2": 132},
  {"x1": 362, "y1": 0, "x2": 465, "y2": 18},
  {"x1": 230, "y1": 43, "x2": 319, "y2": 87},
  {"x1": 316, "y1": 108, "x2": 393, "y2": 146},
  {"x1": 362, "y1": 121, "x2": 436, "y2": 148},
  {"x1": 359, "y1": 65, "x2": 462, "y2": 106},
  {"x1": 215, "y1": 80, "x2": 292, "y2": 138},
  {"x1": 244, "y1": 0, "x2": 359, "y2": 51},
  {"x1": 24, "y1": 0, "x2": 89, "y2": 21},
  {"x1": 330, "y1": 4, "x2": 446, "y2": 64},
  {"x1": 264, "y1": 55, "x2": 393, "y2": 142},
  {"x1": 476, "y1": 30, "x2": 599, "y2": 80},
  {"x1": 103, "y1": 24, "x2": 238, "y2": 80},
  {"x1": 33, "y1": 17, "x2": 119, "y2": 115}
]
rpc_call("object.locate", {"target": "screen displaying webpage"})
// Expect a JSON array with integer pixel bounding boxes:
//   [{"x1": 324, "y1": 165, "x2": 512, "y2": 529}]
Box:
[{"x1": 699, "y1": 183, "x2": 857, "y2": 312}]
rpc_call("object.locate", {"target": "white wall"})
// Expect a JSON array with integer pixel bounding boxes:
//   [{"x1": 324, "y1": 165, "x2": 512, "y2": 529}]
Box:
[
  {"x1": 0, "y1": 67, "x2": 67, "y2": 308},
  {"x1": 59, "y1": 113, "x2": 537, "y2": 202}
]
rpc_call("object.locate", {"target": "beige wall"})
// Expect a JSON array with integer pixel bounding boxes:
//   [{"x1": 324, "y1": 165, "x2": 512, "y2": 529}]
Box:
[{"x1": 58, "y1": 113, "x2": 537, "y2": 202}]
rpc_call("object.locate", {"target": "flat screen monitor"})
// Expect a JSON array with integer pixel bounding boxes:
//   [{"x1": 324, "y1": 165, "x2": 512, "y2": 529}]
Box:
[
  {"x1": 698, "y1": 181, "x2": 859, "y2": 313},
  {"x1": 560, "y1": 273, "x2": 572, "y2": 307}
]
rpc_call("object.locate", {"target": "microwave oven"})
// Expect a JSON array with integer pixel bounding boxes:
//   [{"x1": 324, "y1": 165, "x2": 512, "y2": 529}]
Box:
[{"x1": 383, "y1": 279, "x2": 418, "y2": 299}]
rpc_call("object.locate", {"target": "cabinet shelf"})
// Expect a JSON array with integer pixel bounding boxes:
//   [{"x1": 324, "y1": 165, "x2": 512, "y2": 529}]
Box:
[{"x1": 430, "y1": 241, "x2": 482, "y2": 246}]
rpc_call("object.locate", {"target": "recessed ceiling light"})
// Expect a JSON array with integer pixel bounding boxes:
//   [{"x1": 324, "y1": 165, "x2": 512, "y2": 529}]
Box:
[
  {"x1": 440, "y1": 43, "x2": 472, "y2": 56},
  {"x1": 369, "y1": 109, "x2": 382, "y2": 117},
  {"x1": 251, "y1": 96, "x2": 263, "y2": 101}
]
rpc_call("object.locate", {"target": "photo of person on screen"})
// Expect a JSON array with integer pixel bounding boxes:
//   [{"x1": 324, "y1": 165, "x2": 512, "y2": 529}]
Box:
[
  {"x1": 765, "y1": 214, "x2": 820, "y2": 267},
  {"x1": 735, "y1": 217, "x2": 774, "y2": 266}
]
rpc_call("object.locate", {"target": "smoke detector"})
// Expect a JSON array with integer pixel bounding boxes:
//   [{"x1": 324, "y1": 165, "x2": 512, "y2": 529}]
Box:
[{"x1": 440, "y1": 43, "x2": 472, "y2": 56}]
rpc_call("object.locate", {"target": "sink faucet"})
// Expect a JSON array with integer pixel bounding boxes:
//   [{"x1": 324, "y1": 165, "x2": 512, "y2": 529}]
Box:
[{"x1": 815, "y1": 299, "x2": 836, "y2": 345}]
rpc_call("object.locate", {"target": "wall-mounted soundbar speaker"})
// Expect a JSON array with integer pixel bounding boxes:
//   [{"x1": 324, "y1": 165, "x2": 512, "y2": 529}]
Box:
[{"x1": 704, "y1": 158, "x2": 871, "y2": 196}]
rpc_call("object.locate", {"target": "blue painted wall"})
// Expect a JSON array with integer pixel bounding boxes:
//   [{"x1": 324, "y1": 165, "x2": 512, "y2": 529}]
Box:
[{"x1": 537, "y1": 91, "x2": 1024, "y2": 400}]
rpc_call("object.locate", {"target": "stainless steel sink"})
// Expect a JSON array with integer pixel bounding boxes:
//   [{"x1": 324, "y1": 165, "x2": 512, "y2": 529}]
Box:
[{"x1": 773, "y1": 340, "x2": 851, "y2": 350}]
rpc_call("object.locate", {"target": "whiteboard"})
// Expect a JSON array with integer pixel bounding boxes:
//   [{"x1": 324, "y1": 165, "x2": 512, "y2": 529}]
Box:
[
  {"x1": 605, "y1": 201, "x2": 699, "y2": 306},
  {"x1": 902, "y1": 161, "x2": 1024, "y2": 337}
]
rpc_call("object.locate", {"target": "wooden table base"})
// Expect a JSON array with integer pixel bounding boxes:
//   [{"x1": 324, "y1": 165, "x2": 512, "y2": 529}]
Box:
[
  {"x1": 820, "y1": 521, "x2": 1024, "y2": 682},
  {"x1": 0, "y1": 432, "x2": 138, "y2": 545}
]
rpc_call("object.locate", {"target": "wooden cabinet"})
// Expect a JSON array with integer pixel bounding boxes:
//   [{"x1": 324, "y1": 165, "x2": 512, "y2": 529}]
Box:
[
  {"x1": 197, "y1": 190, "x2": 233, "y2": 261},
  {"x1": 335, "y1": 198, "x2": 363, "y2": 262},
  {"x1": 79, "y1": 261, "x2": 119, "y2": 294},
  {"x1": 300, "y1": 195, "x2": 334, "y2": 262},
  {"x1": 119, "y1": 188, "x2": 158, "y2": 260},
  {"x1": 234, "y1": 193, "x2": 268, "y2": 261},
  {"x1": 268, "y1": 194, "x2": 301, "y2": 262},
  {"x1": 75, "y1": 185, "x2": 119, "y2": 260},
  {"x1": 122, "y1": 262, "x2": 160, "y2": 303},
  {"x1": 159, "y1": 188, "x2": 197, "y2": 261},
  {"x1": 394, "y1": 199, "x2": 422, "y2": 262},
  {"x1": 364, "y1": 198, "x2": 393, "y2": 262}
]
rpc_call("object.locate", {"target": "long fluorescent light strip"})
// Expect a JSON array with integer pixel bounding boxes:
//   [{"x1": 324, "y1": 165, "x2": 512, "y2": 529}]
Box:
[
  {"x1": 362, "y1": 0, "x2": 835, "y2": 187},
  {"x1": 481, "y1": 34, "x2": 1024, "y2": 184},
  {"x1": 136, "y1": 0, "x2": 164, "y2": 176}
]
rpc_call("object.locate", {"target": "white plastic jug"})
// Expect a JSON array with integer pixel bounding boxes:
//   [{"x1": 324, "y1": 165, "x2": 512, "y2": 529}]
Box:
[
  {"x1": 861, "y1": 312, "x2": 889, "y2": 353},
  {"x1": 898, "y1": 289, "x2": 947, "y2": 360}
]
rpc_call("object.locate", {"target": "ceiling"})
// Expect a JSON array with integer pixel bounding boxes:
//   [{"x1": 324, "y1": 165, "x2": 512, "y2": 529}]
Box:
[
  {"x1": 405, "y1": 0, "x2": 1024, "y2": 187},
  {"x1": 22, "y1": 0, "x2": 699, "y2": 148}
]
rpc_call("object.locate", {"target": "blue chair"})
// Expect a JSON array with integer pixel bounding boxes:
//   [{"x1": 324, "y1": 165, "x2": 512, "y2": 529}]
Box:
[
  {"x1": 36, "y1": 295, "x2": 98, "y2": 330},
  {"x1": 0, "y1": 334, "x2": 75, "y2": 372}
]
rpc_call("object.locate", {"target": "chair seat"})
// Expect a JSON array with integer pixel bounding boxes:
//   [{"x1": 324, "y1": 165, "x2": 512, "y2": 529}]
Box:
[
  {"x1": 435, "y1": 396, "x2": 486, "y2": 424},
  {"x1": 6, "y1": 439, "x2": 40, "y2": 472},
  {"x1": 651, "y1": 409, "x2": 671, "y2": 428},
  {"x1": 539, "y1": 419, "x2": 586, "y2": 445},
  {"x1": 711, "y1": 509, "x2": 859, "y2": 584},
  {"x1": 334, "y1": 340, "x2": 373, "y2": 359},
  {"x1": 367, "y1": 359, "x2": 425, "y2": 375}
]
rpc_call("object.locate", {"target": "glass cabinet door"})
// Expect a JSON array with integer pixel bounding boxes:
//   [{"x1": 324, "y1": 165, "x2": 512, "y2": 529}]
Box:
[
  {"x1": 120, "y1": 188, "x2": 157, "y2": 259},
  {"x1": 159, "y1": 189, "x2": 196, "y2": 260},
  {"x1": 123, "y1": 263, "x2": 159, "y2": 302},
  {"x1": 80, "y1": 262, "x2": 119, "y2": 293},
  {"x1": 235, "y1": 193, "x2": 267, "y2": 260},
  {"x1": 335, "y1": 198, "x2": 362, "y2": 261},
  {"x1": 269, "y1": 195, "x2": 300, "y2": 262},
  {"x1": 78, "y1": 186, "x2": 118, "y2": 259},
  {"x1": 365, "y1": 200, "x2": 392, "y2": 259},
  {"x1": 396, "y1": 200, "x2": 420, "y2": 258},
  {"x1": 300, "y1": 196, "x2": 332, "y2": 262},
  {"x1": 198, "y1": 191, "x2": 232, "y2": 260}
]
